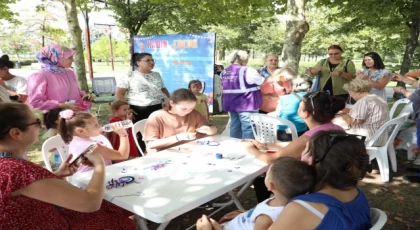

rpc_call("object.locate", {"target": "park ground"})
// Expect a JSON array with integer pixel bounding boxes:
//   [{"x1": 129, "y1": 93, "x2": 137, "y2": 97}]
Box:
[{"x1": 21, "y1": 60, "x2": 420, "y2": 230}]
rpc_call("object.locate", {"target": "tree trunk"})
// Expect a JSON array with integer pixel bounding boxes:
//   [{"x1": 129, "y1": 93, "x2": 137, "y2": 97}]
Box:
[
  {"x1": 279, "y1": 0, "x2": 309, "y2": 71},
  {"x1": 395, "y1": 16, "x2": 420, "y2": 98},
  {"x1": 220, "y1": 48, "x2": 226, "y2": 61},
  {"x1": 62, "y1": 0, "x2": 89, "y2": 92},
  {"x1": 129, "y1": 32, "x2": 135, "y2": 70}
]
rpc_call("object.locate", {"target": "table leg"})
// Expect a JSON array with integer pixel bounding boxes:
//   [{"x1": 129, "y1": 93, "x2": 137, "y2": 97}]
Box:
[
  {"x1": 212, "y1": 179, "x2": 253, "y2": 208},
  {"x1": 135, "y1": 215, "x2": 171, "y2": 230},
  {"x1": 228, "y1": 190, "x2": 245, "y2": 210}
]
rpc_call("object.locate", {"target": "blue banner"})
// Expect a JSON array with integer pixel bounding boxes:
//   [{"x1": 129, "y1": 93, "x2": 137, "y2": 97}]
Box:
[{"x1": 133, "y1": 33, "x2": 216, "y2": 112}]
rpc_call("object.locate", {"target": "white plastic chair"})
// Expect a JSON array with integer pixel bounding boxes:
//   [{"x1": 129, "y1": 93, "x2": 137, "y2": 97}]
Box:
[
  {"x1": 41, "y1": 135, "x2": 71, "y2": 182},
  {"x1": 365, "y1": 113, "x2": 410, "y2": 182},
  {"x1": 132, "y1": 119, "x2": 147, "y2": 156},
  {"x1": 249, "y1": 113, "x2": 298, "y2": 143},
  {"x1": 370, "y1": 208, "x2": 387, "y2": 230},
  {"x1": 389, "y1": 98, "x2": 411, "y2": 119},
  {"x1": 221, "y1": 118, "x2": 230, "y2": 137}
]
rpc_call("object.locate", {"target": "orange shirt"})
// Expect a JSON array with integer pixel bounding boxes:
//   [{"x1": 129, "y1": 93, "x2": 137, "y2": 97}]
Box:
[{"x1": 144, "y1": 109, "x2": 210, "y2": 152}]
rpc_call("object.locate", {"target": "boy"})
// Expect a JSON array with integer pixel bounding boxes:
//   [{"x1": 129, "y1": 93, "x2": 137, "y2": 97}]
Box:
[
  {"x1": 109, "y1": 100, "x2": 140, "y2": 158},
  {"x1": 196, "y1": 157, "x2": 316, "y2": 230},
  {"x1": 188, "y1": 80, "x2": 209, "y2": 120}
]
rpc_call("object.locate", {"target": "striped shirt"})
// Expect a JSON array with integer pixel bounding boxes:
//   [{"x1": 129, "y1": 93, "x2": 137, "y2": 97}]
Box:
[{"x1": 348, "y1": 94, "x2": 389, "y2": 146}]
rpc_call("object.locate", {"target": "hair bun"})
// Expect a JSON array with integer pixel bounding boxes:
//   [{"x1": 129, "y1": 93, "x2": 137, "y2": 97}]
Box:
[{"x1": 0, "y1": 55, "x2": 9, "y2": 61}]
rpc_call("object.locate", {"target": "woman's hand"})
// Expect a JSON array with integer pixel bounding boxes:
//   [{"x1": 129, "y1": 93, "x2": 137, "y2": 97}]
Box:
[
  {"x1": 112, "y1": 123, "x2": 128, "y2": 137},
  {"x1": 83, "y1": 151, "x2": 105, "y2": 167},
  {"x1": 219, "y1": 210, "x2": 246, "y2": 223},
  {"x1": 393, "y1": 86, "x2": 404, "y2": 93},
  {"x1": 54, "y1": 154, "x2": 79, "y2": 178},
  {"x1": 177, "y1": 132, "x2": 197, "y2": 141},
  {"x1": 242, "y1": 139, "x2": 266, "y2": 150},
  {"x1": 196, "y1": 215, "x2": 222, "y2": 230},
  {"x1": 83, "y1": 93, "x2": 96, "y2": 101},
  {"x1": 356, "y1": 72, "x2": 368, "y2": 80},
  {"x1": 330, "y1": 71, "x2": 342, "y2": 77},
  {"x1": 337, "y1": 108, "x2": 350, "y2": 115},
  {"x1": 392, "y1": 73, "x2": 404, "y2": 82}
]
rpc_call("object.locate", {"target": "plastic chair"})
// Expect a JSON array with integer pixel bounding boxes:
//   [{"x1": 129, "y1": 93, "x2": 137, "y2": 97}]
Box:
[
  {"x1": 389, "y1": 98, "x2": 411, "y2": 119},
  {"x1": 132, "y1": 119, "x2": 147, "y2": 156},
  {"x1": 249, "y1": 113, "x2": 298, "y2": 143},
  {"x1": 221, "y1": 118, "x2": 230, "y2": 137},
  {"x1": 91, "y1": 77, "x2": 116, "y2": 115},
  {"x1": 41, "y1": 135, "x2": 71, "y2": 182},
  {"x1": 365, "y1": 113, "x2": 410, "y2": 182},
  {"x1": 370, "y1": 208, "x2": 387, "y2": 230}
]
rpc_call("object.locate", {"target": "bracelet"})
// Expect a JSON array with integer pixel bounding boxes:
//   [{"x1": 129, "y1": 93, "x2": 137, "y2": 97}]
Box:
[{"x1": 175, "y1": 134, "x2": 180, "y2": 141}]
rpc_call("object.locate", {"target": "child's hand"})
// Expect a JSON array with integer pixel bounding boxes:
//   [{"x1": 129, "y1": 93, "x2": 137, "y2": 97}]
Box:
[
  {"x1": 196, "y1": 126, "x2": 212, "y2": 135},
  {"x1": 219, "y1": 210, "x2": 246, "y2": 223},
  {"x1": 196, "y1": 215, "x2": 222, "y2": 230},
  {"x1": 176, "y1": 132, "x2": 196, "y2": 141},
  {"x1": 112, "y1": 123, "x2": 128, "y2": 137}
]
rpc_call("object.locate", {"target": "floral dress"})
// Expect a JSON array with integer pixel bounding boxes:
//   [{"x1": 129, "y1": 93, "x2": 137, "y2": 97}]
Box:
[{"x1": 0, "y1": 157, "x2": 135, "y2": 230}]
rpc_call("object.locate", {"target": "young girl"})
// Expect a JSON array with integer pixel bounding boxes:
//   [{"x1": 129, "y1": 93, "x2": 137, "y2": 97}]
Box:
[
  {"x1": 144, "y1": 88, "x2": 217, "y2": 152},
  {"x1": 42, "y1": 108, "x2": 63, "y2": 168},
  {"x1": 188, "y1": 80, "x2": 209, "y2": 120},
  {"x1": 58, "y1": 109, "x2": 130, "y2": 173},
  {"x1": 109, "y1": 99, "x2": 140, "y2": 157}
]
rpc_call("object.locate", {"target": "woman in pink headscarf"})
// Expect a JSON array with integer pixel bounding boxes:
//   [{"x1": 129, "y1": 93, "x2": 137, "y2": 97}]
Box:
[{"x1": 27, "y1": 44, "x2": 94, "y2": 112}]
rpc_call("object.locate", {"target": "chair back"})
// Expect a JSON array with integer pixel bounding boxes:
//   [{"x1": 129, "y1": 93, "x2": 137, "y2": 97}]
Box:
[
  {"x1": 249, "y1": 113, "x2": 298, "y2": 143},
  {"x1": 389, "y1": 98, "x2": 411, "y2": 119},
  {"x1": 41, "y1": 135, "x2": 69, "y2": 172},
  {"x1": 92, "y1": 77, "x2": 116, "y2": 96},
  {"x1": 132, "y1": 119, "x2": 147, "y2": 156},
  {"x1": 366, "y1": 112, "x2": 410, "y2": 148},
  {"x1": 370, "y1": 208, "x2": 387, "y2": 230},
  {"x1": 91, "y1": 134, "x2": 113, "y2": 149},
  {"x1": 221, "y1": 118, "x2": 231, "y2": 137}
]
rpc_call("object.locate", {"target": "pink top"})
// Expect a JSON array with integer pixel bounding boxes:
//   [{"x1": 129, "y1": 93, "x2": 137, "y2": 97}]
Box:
[
  {"x1": 69, "y1": 136, "x2": 112, "y2": 173},
  {"x1": 27, "y1": 69, "x2": 84, "y2": 111},
  {"x1": 304, "y1": 122, "x2": 344, "y2": 137},
  {"x1": 259, "y1": 79, "x2": 292, "y2": 113}
]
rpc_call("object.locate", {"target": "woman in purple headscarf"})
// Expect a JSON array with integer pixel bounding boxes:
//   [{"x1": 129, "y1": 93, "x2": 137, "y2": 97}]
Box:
[{"x1": 27, "y1": 44, "x2": 94, "y2": 112}]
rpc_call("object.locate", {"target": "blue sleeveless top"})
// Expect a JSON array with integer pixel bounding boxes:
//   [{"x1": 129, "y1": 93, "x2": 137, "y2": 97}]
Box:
[{"x1": 290, "y1": 187, "x2": 372, "y2": 230}]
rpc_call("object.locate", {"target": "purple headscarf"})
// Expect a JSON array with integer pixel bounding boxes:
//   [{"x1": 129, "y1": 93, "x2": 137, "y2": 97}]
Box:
[{"x1": 35, "y1": 44, "x2": 76, "y2": 73}]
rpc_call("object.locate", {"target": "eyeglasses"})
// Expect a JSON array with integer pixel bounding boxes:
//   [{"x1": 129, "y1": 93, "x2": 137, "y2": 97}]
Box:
[
  {"x1": 328, "y1": 53, "x2": 340, "y2": 56},
  {"x1": 307, "y1": 91, "x2": 330, "y2": 114},
  {"x1": 25, "y1": 118, "x2": 42, "y2": 128},
  {"x1": 315, "y1": 133, "x2": 366, "y2": 163},
  {"x1": 0, "y1": 118, "x2": 42, "y2": 136},
  {"x1": 140, "y1": 59, "x2": 155, "y2": 63}
]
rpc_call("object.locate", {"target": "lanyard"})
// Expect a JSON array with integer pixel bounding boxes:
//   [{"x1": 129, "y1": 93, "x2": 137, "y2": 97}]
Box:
[{"x1": 0, "y1": 152, "x2": 23, "y2": 160}]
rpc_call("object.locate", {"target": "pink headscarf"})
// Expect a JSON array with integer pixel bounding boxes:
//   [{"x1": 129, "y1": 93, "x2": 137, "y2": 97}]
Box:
[{"x1": 35, "y1": 44, "x2": 76, "y2": 73}]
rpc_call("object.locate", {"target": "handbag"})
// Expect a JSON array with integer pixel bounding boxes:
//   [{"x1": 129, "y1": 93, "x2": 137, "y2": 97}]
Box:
[{"x1": 310, "y1": 59, "x2": 327, "y2": 92}]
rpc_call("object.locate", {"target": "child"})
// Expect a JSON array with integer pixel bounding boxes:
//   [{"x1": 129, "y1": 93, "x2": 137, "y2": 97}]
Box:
[
  {"x1": 109, "y1": 100, "x2": 141, "y2": 158},
  {"x1": 188, "y1": 80, "x2": 209, "y2": 120},
  {"x1": 41, "y1": 108, "x2": 64, "y2": 168},
  {"x1": 196, "y1": 157, "x2": 316, "y2": 230},
  {"x1": 58, "y1": 109, "x2": 130, "y2": 173}
]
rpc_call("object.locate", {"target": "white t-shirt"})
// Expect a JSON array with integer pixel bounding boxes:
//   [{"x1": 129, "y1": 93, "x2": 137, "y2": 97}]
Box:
[
  {"x1": 245, "y1": 67, "x2": 265, "y2": 86},
  {"x1": 3, "y1": 75, "x2": 27, "y2": 95},
  {"x1": 223, "y1": 197, "x2": 284, "y2": 230},
  {"x1": 116, "y1": 71, "x2": 167, "y2": 107},
  {"x1": 0, "y1": 86, "x2": 11, "y2": 102}
]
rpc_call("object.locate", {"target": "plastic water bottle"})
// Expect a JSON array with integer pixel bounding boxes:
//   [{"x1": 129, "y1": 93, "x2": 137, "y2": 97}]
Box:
[
  {"x1": 53, "y1": 151, "x2": 61, "y2": 169},
  {"x1": 102, "y1": 120, "x2": 134, "y2": 132}
]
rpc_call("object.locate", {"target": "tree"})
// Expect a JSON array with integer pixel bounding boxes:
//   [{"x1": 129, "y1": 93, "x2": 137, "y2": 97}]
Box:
[
  {"x1": 62, "y1": 0, "x2": 89, "y2": 92},
  {"x1": 279, "y1": 0, "x2": 309, "y2": 71},
  {"x1": 0, "y1": 0, "x2": 17, "y2": 22},
  {"x1": 90, "y1": 35, "x2": 111, "y2": 63},
  {"x1": 104, "y1": 0, "x2": 276, "y2": 66}
]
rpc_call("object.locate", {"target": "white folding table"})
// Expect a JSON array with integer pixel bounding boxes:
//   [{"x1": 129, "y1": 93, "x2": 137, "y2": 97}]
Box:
[{"x1": 72, "y1": 135, "x2": 269, "y2": 230}]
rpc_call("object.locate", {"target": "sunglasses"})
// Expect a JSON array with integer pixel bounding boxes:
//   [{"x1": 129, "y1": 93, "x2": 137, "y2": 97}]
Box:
[
  {"x1": 328, "y1": 53, "x2": 340, "y2": 56},
  {"x1": 315, "y1": 133, "x2": 366, "y2": 163},
  {"x1": 141, "y1": 59, "x2": 155, "y2": 63},
  {"x1": 307, "y1": 91, "x2": 330, "y2": 114}
]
